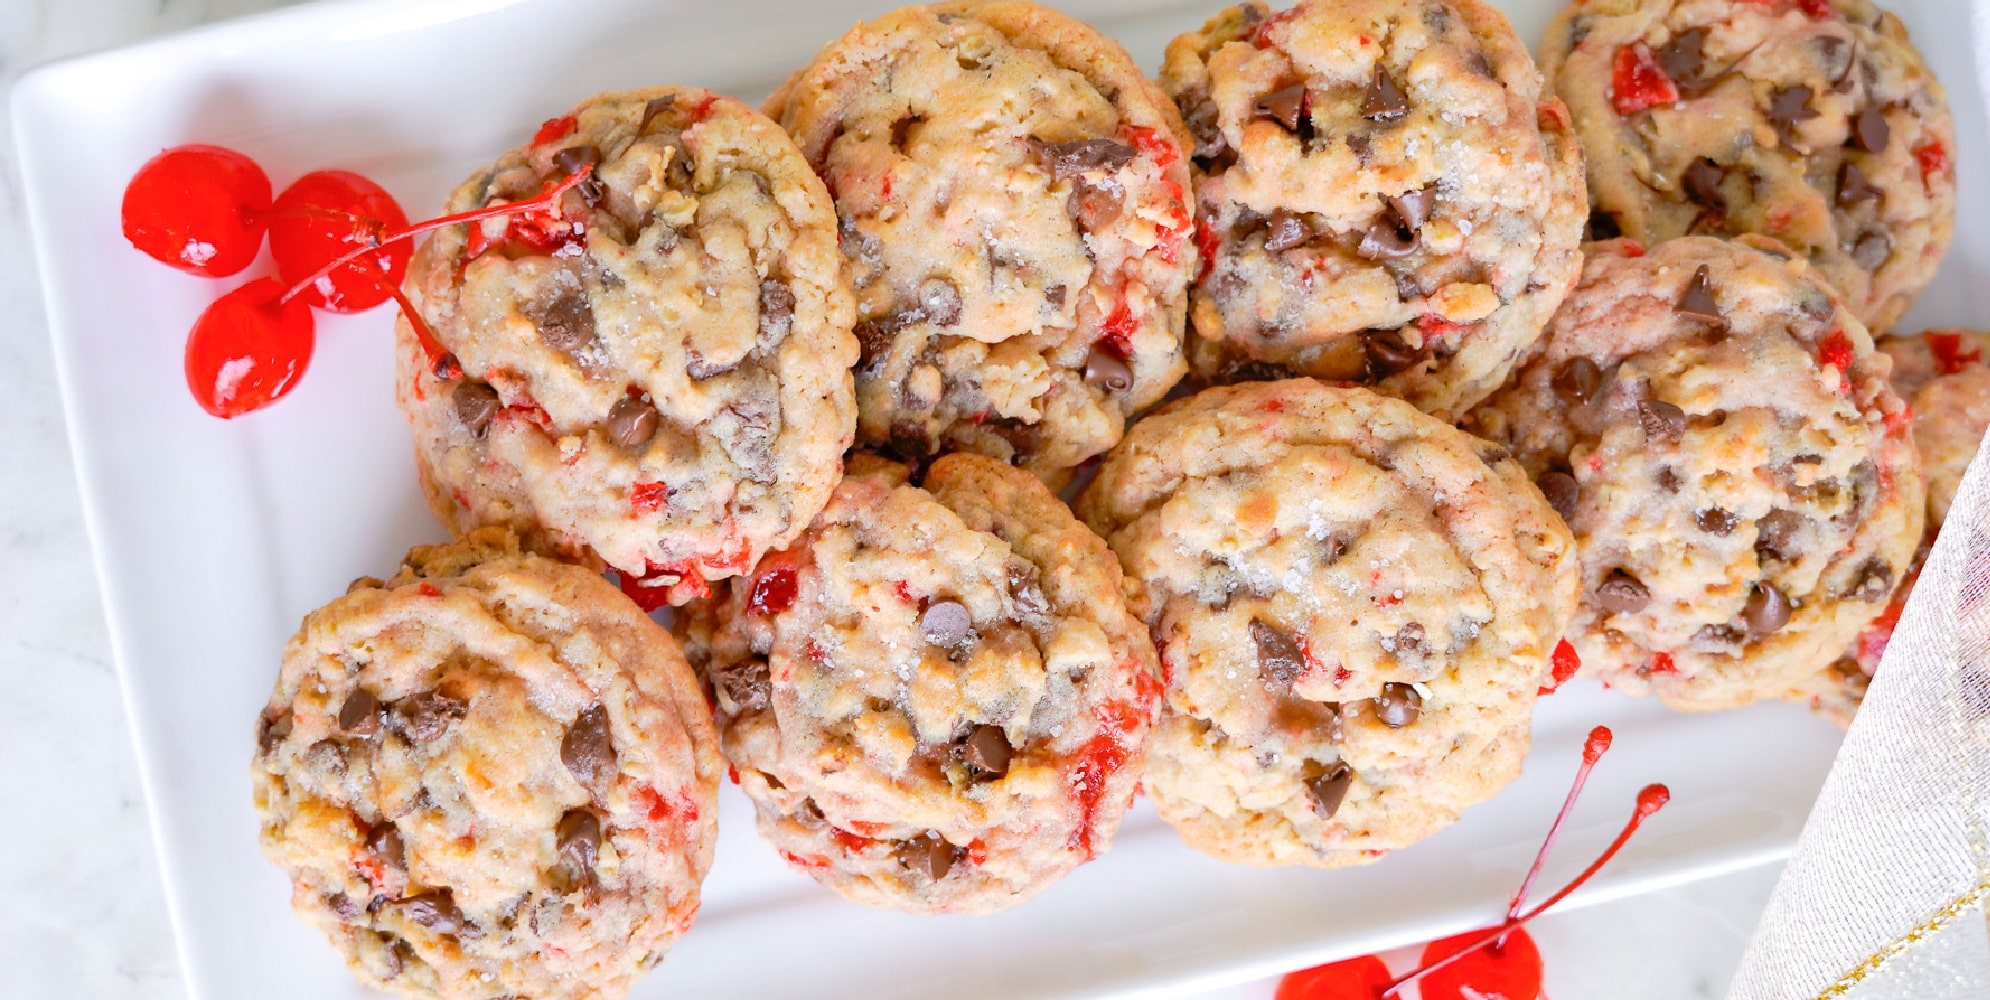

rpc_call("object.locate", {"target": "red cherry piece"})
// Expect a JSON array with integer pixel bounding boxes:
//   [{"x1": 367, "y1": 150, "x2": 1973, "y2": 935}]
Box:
[
  {"x1": 1538, "y1": 639, "x2": 1582, "y2": 695},
  {"x1": 1276, "y1": 954, "x2": 1394, "y2": 1000},
  {"x1": 1418, "y1": 926, "x2": 1543, "y2": 1000},
  {"x1": 1927, "y1": 332, "x2": 1983, "y2": 375},
  {"x1": 749, "y1": 566, "x2": 799, "y2": 616},
  {"x1": 631, "y1": 481, "x2": 670, "y2": 512},
  {"x1": 1610, "y1": 43, "x2": 1679, "y2": 116},
  {"x1": 122, "y1": 144, "x2": 272, "y2": 277},
  {"x1": 532, "y1": 114, "x2": 578, "y2": 147},
  {"x1": 1917, "y1": 142, "x2": 1951, "y2": 185},
  {"x1": 269, "y1": 170, "x2": 412, "y2": 313},
  {"x1": 184, "y1": 277, "x2": 315, "y2": 418}
]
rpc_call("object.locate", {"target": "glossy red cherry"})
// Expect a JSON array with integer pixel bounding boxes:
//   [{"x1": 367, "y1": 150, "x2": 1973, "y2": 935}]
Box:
[
  {"x1": 268, "y1": 170, "x2": 411, "y2": 312},
  {"x1": 184, "y1": 277, "x2": 315, "y2": 418},
  {"x1": 1417, "y1": 927, "x2": 1542, "y2": 1000},
  {"x1": 122, "y1": 144, "x2": 272, "y2": 277},
  {"x1": 1276, "y1": 954, "x2": 1393, "y2": 1000}
]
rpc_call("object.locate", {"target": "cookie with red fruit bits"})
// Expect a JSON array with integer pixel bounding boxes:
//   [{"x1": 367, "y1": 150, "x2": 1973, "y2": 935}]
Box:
[
  {"x1": 1077, "y1": 380, "x2": 1579, "y2": 868},
  {"x1": 397, "y1": 86, "x2": 858, "y2": 608},
  {"x1": 1800, "y1": 330, "x2": 1990, "y2": 722},
  {"x1": 765, "y1": 2, "x2": 1195, "y2": 485},
  {"x1": 1541, "y1": 0, "x2": 1956, "y2": 333},
  {"x1": 1161, "y1": 0, "x2": 1586, "y2": 420},
  {"x1": 678, "y1": 452, "x2": 1161, "y2": 914},
  {"x1": 251, "y1": 527, "x2": 722, "y2": 1000},
  {"x1": 1465, "y1": 236, "x2": 1924, "y2": 714}
]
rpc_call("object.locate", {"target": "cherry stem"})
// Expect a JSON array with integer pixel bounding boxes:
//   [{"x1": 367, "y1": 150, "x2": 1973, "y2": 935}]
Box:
[
  {"x1": 277, "y1": 165, "x2": 593, "y2": 307},
  {"x1": 1502, "y1": 726, "x2": 1614, "y2": 945},
  {"x1": 1381, "y1": 783, "x2": 1671, "y2": 998},
  {"x1": 367, "y1": 261, "x2": 461, "y2": 380}
]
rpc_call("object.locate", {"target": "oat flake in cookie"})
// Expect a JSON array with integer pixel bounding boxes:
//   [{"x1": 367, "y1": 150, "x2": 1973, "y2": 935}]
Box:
[
  {"x1": 397, "y1": 87, "x2": 858, "y2": 608},
  {"x1": 252, "y1": 528, "x2": 722, "y2": 1000},
  {"x1": 1162, "y1": 0, "x2": 1586, "y2": 419},
  {"x1": 1078, "y1": 380, "x2": 1578, "y2": 868},
  {"x1": 680, "y1": 453, "x2": 1161, "y2": 914},
  {"x1": 766, "y1": 2, "x2": 1195, "y2": 484},
  {"x1": 1466, "y1": 236, "x2": 1924, "y2": 714},
  {"x1": 1542, "y1": 0, "x2": 1956, "y2": 333}
]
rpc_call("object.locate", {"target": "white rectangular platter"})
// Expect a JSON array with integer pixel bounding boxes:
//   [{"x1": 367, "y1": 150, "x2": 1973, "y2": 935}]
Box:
[{"x1": 14, "y1": 0, "x2": 1989, "y2": 997}]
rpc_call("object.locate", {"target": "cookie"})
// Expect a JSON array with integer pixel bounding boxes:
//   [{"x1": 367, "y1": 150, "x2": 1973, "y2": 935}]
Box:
[
  {"x1": 1541, "y1": 0, "x2": 1956, "y2": 332},
  {"x1": 1802, "y1": 330, "x2": 1990, "y2": 722},
  {"x1": 1465, "y1": 236, "x2": 1924, "y2": 713},
  {"x1": 1162, "y1": 0, "x2": 1586, "y2": 418},
  {"x1": 252, "y1": 528, "x2": 722, "y2": 1000},
  {"x1": 1077, "y1": 380, "x2": 1578, "y2": 868},
  {"x1": 679, "y1": 453, "x2": 1160, "y2": 914},
  {"x1": 397, "y1": 87, "x2": 858, "y2": 608},
  {"x1": 766, "y1": 2, "x2": 1195, "y2": 483}
]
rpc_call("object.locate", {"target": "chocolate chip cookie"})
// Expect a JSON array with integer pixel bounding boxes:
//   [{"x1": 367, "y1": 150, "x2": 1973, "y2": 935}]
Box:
[
  {"x1": 1466, "y1": 236, "x2": 1924, "y2": 713},
  {"x1": 679, "y1": 453, "x2": 1160, "y2": 913},
  {"x1": 766, "y1": 2, "x2": 1195, "y2": 483},
  {"x1": 252, "y1": 528, "x2": 722, "y2": 1000},
  {"x1": 1542, "y1": 0, "x2": 1956, "y2": 332},
  {"x1": 1162, "y1": 0, "x2": 1586, "y2": 419},
  {"x1": 1077, "y1": 380, "x2": 1578, "y2": 867},
  {"x1": 397, "y1": 87, "x2": 858, "y2": 608}
]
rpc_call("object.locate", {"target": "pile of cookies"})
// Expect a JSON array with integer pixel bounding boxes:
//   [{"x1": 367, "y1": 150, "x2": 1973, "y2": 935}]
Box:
[{"x1": 245, "y1": 1, "x2": 1978, "y2": 997}]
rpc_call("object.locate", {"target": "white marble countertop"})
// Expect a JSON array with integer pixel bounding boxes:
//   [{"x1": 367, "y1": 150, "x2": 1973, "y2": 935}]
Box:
[{"x1": 0, "y1": 1, "x2": 1782, "y2": 997}]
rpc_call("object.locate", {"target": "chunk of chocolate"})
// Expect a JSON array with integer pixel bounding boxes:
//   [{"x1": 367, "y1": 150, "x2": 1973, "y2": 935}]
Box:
[
  {"x1": 339, "y1": 689, "x2": 381, "y2": 736},
  {"x1": 1852, "y1": 231, "x2": 1891, "y2": 270},
  {"x1": 1837, "y1": 162, "x2": 1879, "y2": 207},
  {"x1": 1035, "y1": 138, "x2": 1136, "y2": 180},
  {"x1": 1007, "y1": 563, "x2": 1049, "y2": 617},
  {"x1": 920, "y1": 600, "x2": 974, "y2": 650},
  {"x1": 1376, "y1": 682, "x2": 1422, "y2": 728},
  {"x1": 1084, "y1": 346, "x2": 1135, "y2": 393},
  {"x1": 561, "y1": 705, "x2": 617, "y2": 793},
  {"x1": 902, "y1": 835, "x2": 956, "y2": 880},
  {"x1": 1358, "y1": 220, "x2": 1418, "y2": 259},
  {"x1": 1255, "y1": 84, "x2": 1307, "y2": 131},
  {"x1": 393, "y1": 690, "x2": 468, "y2": 744},
  {"x1": 1596, "y1": 570, "x2": 1652, "y2": 613},
  {"x1": 1683, "y1": 158, "x2": 1728, "y2": 215},
  {"x1": 1767, "y1": 86, "x2": 1820, "y2": 133},
  {"x1": 1365, "y1": 330, "x2": 1423, "y2": 377},
  {"x1": 1755, "y1": 509, "x2": 1806, "y2": 561},
  {"x1": 1263, "y1": 210, "x2": 1314, "y2": 253},
  {"x1": 1250, "y1": 619, "x2": 1306, "y2": 685},
  {"x1": 1362, "y1": 67, "x2": 1409, "y2": 121},
  {"x1": 1697, "y1": 508, "x2": 1740, "y2": 536},
  {"x1": 918, "y1": 276, "x2": 962, "y2": 327},
  {"x1": 1851, "y1": 105, "x2": 1891, "y2": 153},
  {"x1": 393, "y1": 891, "x2": 466, "y2": 936},
  {"x1": 1306, "y1": 762, "x2": 1355, "y2": 818},
  {"x1": 1552, "y1": 357, "x2": 1602, "y2": 404},
  {"x1": 452, "y1": 381, "x2": 501, "y2": 438},
  {"x1": 963, "y1": 725, "x2": 1012, "y2": 778},
  {"x1": 1675, "y1": 265, "x2": 1727, "y2": 331},
  {"x1": 533, "y1": 287, "x2": 596, "y2": 353},
  {"x1": 556, "y1": 809, "x2": 602, "y2": 873},
  {"x1": 366, "y1": 823, "x2": 406, "y2": 870},
  {"x1": 1849, "y1": 559, "x2": 1894, "y2": 602},
  {"x1": 1639, "y1": 400, "x2": 1688, "y2": 443},
  {"x1": 714, "y1": 660, "x2": 771, "y2": 713},
  {"x1": 759, "y1": 280, "x2": 795, "y2": 330},
  {"x1": 1657, "y1": 27, "x2": 1710, "y2": 93},
  {"x1": 1538, "y1": 471, "x2": 1581, "y2": 521},
  {"x1": 606, "y1": 396, "x2": 660, "y2": 450},
  {"x1": 1743, "y1": 581, "x2": 1792, "y2": 634},
  {"x1": 1389, "y1": 186, "x2": 1438, "y2": 232}
]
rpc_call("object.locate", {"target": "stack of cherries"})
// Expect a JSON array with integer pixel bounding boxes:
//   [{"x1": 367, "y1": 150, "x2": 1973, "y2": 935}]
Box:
[{"x1": 120, "y1": 141, "x2": 586, "y2": 418}]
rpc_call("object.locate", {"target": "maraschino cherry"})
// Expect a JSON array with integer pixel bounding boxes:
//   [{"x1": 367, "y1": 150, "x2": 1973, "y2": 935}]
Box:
[
  {"x1": 1278, "y1": 726, "x2": 1670, "y2": 1000},
  {"x1": 124, "y1": 138, "x2": 593, "y2": 418},
  {"x1": 122, "y1": 145, "x2": 272, "y2": 278}
]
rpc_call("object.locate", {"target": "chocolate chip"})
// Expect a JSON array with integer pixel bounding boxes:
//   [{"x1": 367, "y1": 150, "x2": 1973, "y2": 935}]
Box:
[
  {"x1": 963, "y1": 725, "x2": 1012, "y2": 778},
  {"x1": 1007, "y1": 563, "x2": 1049, "y2": 617},
  {"x1": 607, "y1": 396, "x2": 660, "y2": 450},
  {"x1": 1743, "y1": 582, "x2": 1792, "y2": 634},
  {"x1": 1656, "y1": 467, "x2": 1682, "y2": 492},
  {"x1": 1375, "y1": 682, "x2": 1422, "y2": 728},
  {"x1": 556, "y1": 809, "x2": 602, "y2": 872},
  {"x1": 393, "y1": 891, "x2": 465, "y2": 936},
  {"x1": 1552, "y1": 357, "x2": 1603, "y2": 405},
  {"x1": 1067, "y1": 181, "x2": 1124, "y2": 229},
  {"x1": 366, "y1": 823, "x2": 406, "y2": 870},
  {"x1": 920, "y1": 600, "x2": 973, "y2": 650},
  {"x1": 1389, "y1": 186, "x2": 1438, "y2": 233},
  {"x1": 1346, "y1": 132, "x2": 1373, "y2": 163},
  {"x1": 1697, "y1": 508, "x2": 1739, "y2": 535},
  {"x1": 1851, "y1": 105, "x2": 1890, "y2": 153},
  {"x1": 1588, "y1": 209, "x2": 1623, "y2": 241},
  {"x1": 1538, "y1": 471, "x2": 1580, "y2": 521},
  {"x1": 1250, "y1": 619, "x2": 1306, "y2": 686},
  {"x1": 1365, "y1": 330, "x2": 1423, "y2": 377},
  {"x1": 328, "y1": 893, "x2": 361, "y2": 919},
  {"x1": 553, "y1": 143, "x2": 601, "y2": 180},
  {"x1": 1837, "y1": 162, "x2": 1879, "y2": 207},
  {"x1": 1676, "y1": 265, "x2": 1727, "y2": 331},
  {"x1": 714, "y1": 660, "x2": 770, "y2": 712},
  {"x1": 903, "y1": 835, "x2": 957, "y2": 880},
  {"x1": 533, "y1": 287, "x2": 596, "y2": 353},
  {"x1": 257, "y1": 710, "x2": 293, "y2": 754},
  {"x1": 561, "y1": 705, "x2": 617, "y2": 793},
  {"x1": 854, "y1": 319, "x2": 894, "y2": 372},
  {"x1": 1683, "y1": 158, "x2": 1728, "y2": 215},
  {"x1": 393, "y1": 691, "x2": 467, "y2": 744},
  {"x1": 1392, "y1": 622, "x2": 1426, "y2": 654},
  {"x1": 1035, "y1": 138, "x2": 1136, "y2": 179},
  {"x1": 1639, "y1": 400, "x2": 1687, "y2": 443},
  {"x1": 640, "y1": 96, "x2": 676, "y2": 131},
  {"x1": 453, "y1": 381, "x2": 501, "y2": 437},
  {"x1": 1362, "y1": 67, "x2": 1409, "y2": 121},
  {"x1": 339, "y1": 689, "x2": 381, "y2": 736},
  {"x1": 759, "y1": 279, "x2": 795, "y2": 329},
  {"x1": 1657, "y1": 27, "x2": 1710, "y2": 93},
  {"x1": 1263, "y1": 210, "x2": 1314, "y2": 253},
  {"x1": 1255, "y1": 84, "x2": 1307, "y2": 131},
  {"x1": 1849, "y1": 559, "x2": 1894, "y2": 602},
  {"x1": 1767, "y1": 86, "x2": 1820, "y2": 133},
  {"x1": 1084, "y1": 346, "x2": 1134, "y2": 393},
  {"x1": 1359, "y1": 219, "x2": 1418, "y2": 259},
  {"x1": 1044, "y1": 285, "x2": 1067, "y2": 307},
  {"x1": 918, "y1": 277, "x2": 962, "y2": 327},
  {"x1": 1852, "y1": 231, "x2": 1891, "y2": 270},
  {"x1": 1597, "y1": 571, "x2": 1651, "y2": 613},
  {"x1": 1306, "y1": 762, "x2": 1355, "y2": 819},
  {"x1": 1756, "y1": 509, "x2": 1806, "y2": 561},
  {"x1": 1695, "y1": 623, "x2": 1746, "y2": 646}
]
